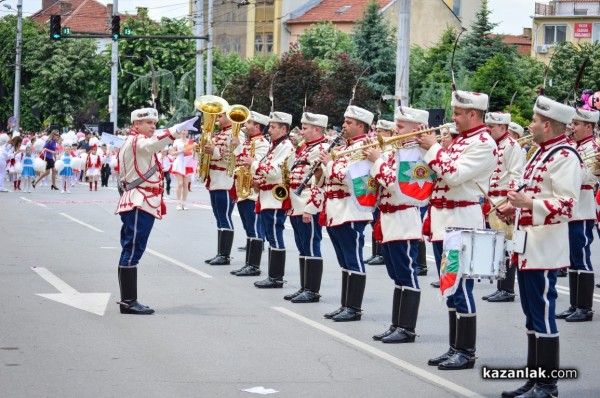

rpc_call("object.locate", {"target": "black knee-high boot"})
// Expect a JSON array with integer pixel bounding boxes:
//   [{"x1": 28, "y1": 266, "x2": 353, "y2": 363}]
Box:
[
  {"x1": 233, "y1": 238, "x2": 263, "y2": 276},
  {"x1": 566, "y1": 271, "x2": 594, "y2": 322},
  {"x1": 438, "y1": 313, "x2": 476, "y2": 370},
  {"x1": 373, "y1": 285, "x2": 401, "y2": 340},
  {"x1": 325, "y1": 269, "x2": 349, "y2": 319},
  {"x1": 332, "y1": 272, "x2": 366, "y2": 322},
  {"x1": 428, "y1": 309, "x2": 457, "y2": 366},
  {"x1": 254, "y1": 248, "x2": 285, "y2": 288},
  {"x1": 382, "y1": 287, "x2": 420, "y2": 343},
  {"x1": 556, "y1": 270, "x2": 577, "y2": 319},
  {"x1": 292, "y1": 257, "x2": 323, "y2": 303},
  {"x1": 501, "y1": 331, "x2": 536, "y2": 398},
  {"x1": 209, "y1": 229, "x2": 234, "y2": 265},
  {"x1": 284, "y1": 257, "x2": 306, "y2": 300},
  {"x1": 118, "y1": 267, "x2": 154, "y2": 315}
]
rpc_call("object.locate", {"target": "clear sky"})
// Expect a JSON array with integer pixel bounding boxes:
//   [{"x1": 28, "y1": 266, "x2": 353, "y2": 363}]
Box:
[{"x1": 8, "y1": 0, "x2": 534, "y2": 36}]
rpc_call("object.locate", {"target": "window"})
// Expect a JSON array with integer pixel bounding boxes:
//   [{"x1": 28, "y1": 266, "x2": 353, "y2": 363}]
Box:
[
  {"x1": 255, "y1": 33, "x2": 273, "y2": 54},
  {"x1": 544, "y1": 24, "x2": 567, "y2": 45},
  {"x1": 266, "y1": 34, "x2": 273, "y2": 53},
  {"x1": 453, "y1": 0, "x2": 461, "y2": 16},
  {"x1": 255, "y1": 34, "x2": 263, "y2": 53},
  {"x1": 594, "y1": 23, "x2": 600, "y2": 43}
]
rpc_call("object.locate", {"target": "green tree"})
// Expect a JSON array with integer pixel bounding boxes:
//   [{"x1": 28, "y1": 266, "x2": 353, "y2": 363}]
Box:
[
  {"x1": 298, "y1": 21, "x2": 354, "y2": 64},
  {"x1": 351, "y1": 1, "x2": 396, "y2": 96},
  {"x1": 470, "y1": 54, "x2": 520, "y2": 112}
]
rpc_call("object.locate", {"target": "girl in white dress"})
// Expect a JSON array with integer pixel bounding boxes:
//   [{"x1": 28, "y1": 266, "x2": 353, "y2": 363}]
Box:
[
  {"x1": 86, "y1": 145, "x2": 101, "y2": 191},
  {"x1": 170, "y1": 130, "x2": 194, "y2": 210}
]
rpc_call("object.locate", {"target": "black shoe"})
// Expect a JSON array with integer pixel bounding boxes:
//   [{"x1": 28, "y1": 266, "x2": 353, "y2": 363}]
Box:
[
  {"x1": 237, "y1": 245, "x2": 247, "y2": 252},
  {"x1": 364, "y1": 254, "x2": 376, "y2": 264},
  {"x1": 482, "y1": 290, "x2": 501, "y2": 301},
  {"x1": 332, "y1": 307, "x2": 362, "y2": 322},
  {"x1": 517, "y1": 383, "x2": 558, "y2": 398},
  {"x1": 32, "y1": 181, "x2": 37, "y2": 189},
  {"x1": 437, "y1": 350, "x2": 475, "y2": 370},
  {"x1": 367, "y1": 255, "x2": 385, "y2": 265},
  {"x1": 596, "y1": 283, "x2": 600, "y2": 288},
  {"x1": 230, "y1": 265, "x2": 245, "y2": 275},
  {"x1": 204, "y1": 255, "x2": 218, "y2": 264},
  {"x1": 119, "y1": 300, "x2": 155, "y2": 315},
  {"x1": 208, "y1": 255, "x2": 231, "y2": 265},
  {"x1": 234, "y1": 265, "x2": 261, "y2": 276},
  {"x1": 500, "y1": 381, "x2": 536, "y2": 398},
  {"x1": 565, "y1": 308, "x2": 594, "y2": 322},
  {"x1": 431, "y1": 281, "x2": 440, "y2": 288},
  {"x1": 254, "y1": 277, "x2": 284, "y2": 288},
  {"x1": 555, "y1": 306, "x2": 576, "y2": 319},
  {"x1": 324, "y1": 306, "x2": 345, "y2": 319},
  {"x1": 284, "y1": 288, "x2": 304, "y2": 300},
  {"x1": 416, "y1": 266, "x2": 428, "y2": 276},
  {"x1": 373, "y1": 325, "x2": 396, "y2": 341},
  {"x1": 487, "y1": 290, "x2": 515, "y2": 302},
  {"x1": 291, "y1": 289, "x2": 320, "y2": 303},
  {"x1": 427, "y1": 347, "x2": 456, "y2": 366},
  {"x1": 556, "y1": 269, "x2": 567, "y2": 277},
  {"x1": 381, "y1": 327, "x2": 416, "y2": 344},
  {"x1": 51, "y1": 185, "x2": 59, "y2": 190}
]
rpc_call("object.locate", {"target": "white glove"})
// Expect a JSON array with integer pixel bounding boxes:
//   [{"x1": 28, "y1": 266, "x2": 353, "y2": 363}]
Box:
[{"x1": 173, "y1": 117, "x2": 199, "y2": 133}]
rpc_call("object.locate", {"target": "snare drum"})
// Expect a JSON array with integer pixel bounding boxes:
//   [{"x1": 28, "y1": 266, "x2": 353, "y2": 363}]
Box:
[{"x1": 445, "y1": 227, "x2": 507, "y2": 281}]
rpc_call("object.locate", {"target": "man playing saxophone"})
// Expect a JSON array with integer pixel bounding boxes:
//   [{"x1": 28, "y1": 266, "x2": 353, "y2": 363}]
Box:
[
  {"x1": 284, "y1": 112, "x2": 330, "y2": 303},
  {"x1": 204, "y1": 109, "x2": 236, "y2": 266},
  {"x1": 230, "y1": 111, "x2": 270, "y2": 277},
  {"x1": 239, "y1": 111, "x2": 295, "y2": 288}
]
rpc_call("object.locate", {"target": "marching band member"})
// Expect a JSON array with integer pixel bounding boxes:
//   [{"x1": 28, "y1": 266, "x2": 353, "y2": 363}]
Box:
[
  {"x1": 508, "y1": 121, "x2": 525, "y2": 141},
  {"x1": 204, "y1": 112, "x2": 236, "y2": 266},
  {"x1": 241, "y1": 111, "x2": 294, "y2": 288},
  {"x1": 284, "y1": 112, "x2": 329, "y2": 303},
  {"x1": 318, "y1": 105, "x2": 374, "y2": 322},
  {"x1": 481, "y1": 112, "x2": 525, "y2": 303},
  {"x1": 365, "y1": 107, "x2": 429, "y2": 343},
  {"x1": 498, "y1": 97, "x2": 582, "y2": 398},
  {"x1": 555, "y1": 108, "x2": 599, "y2": 322},
  {"x1": 115, "y1": 108, "x2": 197, "y2": 314},
  {"x1": 364, "y1": 119, "x2": 395, "y2": 267},
  {"x1": 230, "y1": 111, "x2": 270, "y2": 277},
  {"x1": 416, "y1": 90, "x2": 497, "y2": 370}
]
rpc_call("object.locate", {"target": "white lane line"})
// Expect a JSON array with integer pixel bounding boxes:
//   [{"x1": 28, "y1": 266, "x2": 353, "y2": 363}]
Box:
[
  {"x1": 59, "y1": 213, "x2": 104, "y2": 232},
  {"x1": 21, "y1": 196, "x2": 47, "y2": 207},
  {"x1": 100, "y1": 246, "x2": 118, "y2": 249},
  {"x1": 273, "y1": 307, "x2": 483, "y2": 398},
  {"x1": 146, "y1": 248, "x2": 212, "y2": 279}
]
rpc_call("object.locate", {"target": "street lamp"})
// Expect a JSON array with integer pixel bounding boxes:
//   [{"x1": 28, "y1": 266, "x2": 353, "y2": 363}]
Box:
[{"x1": 3, "y1": 0, "x2": 22, "y2": 136}]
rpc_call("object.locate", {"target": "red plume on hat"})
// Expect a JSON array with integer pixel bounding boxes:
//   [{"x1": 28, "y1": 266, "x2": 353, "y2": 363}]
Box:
[{"x1": 91, "y1": 145, "x2": 98, "y2": 150}]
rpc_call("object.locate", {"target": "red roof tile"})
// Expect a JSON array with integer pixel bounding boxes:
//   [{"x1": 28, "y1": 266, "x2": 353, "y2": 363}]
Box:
[{"x1": 287, "y1": 0, "x2": 394, "y2": 24}]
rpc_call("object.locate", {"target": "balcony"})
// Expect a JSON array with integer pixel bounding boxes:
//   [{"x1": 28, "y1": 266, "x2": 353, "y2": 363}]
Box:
[{"x1": 535, "y1": 1, "x2": 600, "y2": 16}]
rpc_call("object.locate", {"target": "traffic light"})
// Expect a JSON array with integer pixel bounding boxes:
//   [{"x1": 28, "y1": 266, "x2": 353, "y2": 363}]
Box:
[
  {"x1": 50, "y1": 15, "x2": 61, "y2": 40},
  {"x1": 111, "y1": 15, "x2": 120, "y2": 40},
  {"x1": 123, "y1": 27, "x2": 132, "y2": 36}
]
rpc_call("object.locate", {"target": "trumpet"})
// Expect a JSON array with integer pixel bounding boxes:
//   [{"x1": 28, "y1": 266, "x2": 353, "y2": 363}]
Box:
[
  {"x1": 194, "y1": 95, "x2": 229, "y2": 182},
  {"x1": 226, "y1": 104, "x2": 250, "y2": 177},
  {"x1": 516, "y1": 135, "x2": 534, "y2": 144},
  {"x1": 331, "y1": 123, "x2": 453, "y2": 160}
]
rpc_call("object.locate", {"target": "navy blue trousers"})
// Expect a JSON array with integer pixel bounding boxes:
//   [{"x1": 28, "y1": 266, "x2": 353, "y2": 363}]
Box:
[
  {"x1": 210, "y1": 190, "x2": 234, "y2": 229},
  {"x1": 381, "y1": 240, "x2": 420, "y2": 289},
  {"x1": 260, "y1": 209, "x2": 287, "y2": 249},
  {"x1": 518, "y1": 269, "x2": 558, "y2": 335},
  {"x1": 119, "y1": 208, "x2": 155, "y2": 267},
  {"x1": 433, "y1": 241, "x2": 476, "y2": 314},
  {"x1": 568, "y1": 220, "x2": 594, "y2": 271},
  {"x1": 290, "y1": 214, "x2": 322, "y2": 257},
  {"x1": 237, "y1": 199, "x2": 264, "y2": 239},
  {"x1": 327, "y1": 221, "x2": 368, "y2": 273}
]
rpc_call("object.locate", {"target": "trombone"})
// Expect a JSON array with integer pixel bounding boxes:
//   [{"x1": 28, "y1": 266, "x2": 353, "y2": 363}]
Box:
[{"x1": 332, "y1": 123, "x2": 453, "y2": 160}]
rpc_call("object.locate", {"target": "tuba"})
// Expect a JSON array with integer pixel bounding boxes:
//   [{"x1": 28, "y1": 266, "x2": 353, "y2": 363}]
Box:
[
  {"x1": 226, "y1": 104, "x2": 250, "y2": 177},
  {"x1": 194, "y1": 95, "x2": 229, "y2": 182},
  {"x1": 273, "y1": 152, "x2": 292, "y2": 201}
]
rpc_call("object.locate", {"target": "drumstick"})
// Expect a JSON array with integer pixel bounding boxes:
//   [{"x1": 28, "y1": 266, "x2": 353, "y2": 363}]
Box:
[
  {"x1": 487, "y1": 183, "x2": 528, "y2": 215},
  {"x1": 475, "y1": 182, "x2": 496, "y2": 209}
]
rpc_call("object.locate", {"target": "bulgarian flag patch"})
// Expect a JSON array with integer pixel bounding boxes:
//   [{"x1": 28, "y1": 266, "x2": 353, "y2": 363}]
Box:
[
  {"x1": 395, "y1": 145, "x2": 436, "y2": 206},
  {"x1": 440, "y1": 229, "x2": 463, "y2": 299},
  {"x1": 346, "y1": 159, "x2": 379, "y2": 212}
]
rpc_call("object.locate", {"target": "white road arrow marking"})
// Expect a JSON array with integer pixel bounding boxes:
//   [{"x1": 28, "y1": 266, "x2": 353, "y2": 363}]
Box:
[{"x1": 32, "y1": 267, "x2": 111, "y2": 316}]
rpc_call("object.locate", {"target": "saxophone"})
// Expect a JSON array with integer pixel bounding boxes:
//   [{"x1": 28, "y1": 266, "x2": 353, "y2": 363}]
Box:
[
  {"x1": 272, "y1": 151, "x2": 292, "y2": 201},
  {"x1": 234, "y1": 138, "x2": 255, "y2": 200}
]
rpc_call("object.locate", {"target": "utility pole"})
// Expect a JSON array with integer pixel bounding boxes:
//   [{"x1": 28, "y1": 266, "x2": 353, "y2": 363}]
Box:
[
  {"x1": 195, "y1": 0, "x2": 205, "y2": 98},
  {"x1": 12, "y1": 0, "x2": 23, "y2": 135},
  {"x1": 206, "y1": 0, "x2": 213, "y2": 95},
  {"x1": 395, "y1": 0, "x2": 410, "y2": 106},
  {"x1": 110, "y1": 0, "x2": 119, "y2": 131}
]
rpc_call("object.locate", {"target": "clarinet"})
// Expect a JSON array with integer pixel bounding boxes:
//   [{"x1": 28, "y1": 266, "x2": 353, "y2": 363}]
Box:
[{"x1": 293, "y1": 133, "x2": 343, "y2": 196}]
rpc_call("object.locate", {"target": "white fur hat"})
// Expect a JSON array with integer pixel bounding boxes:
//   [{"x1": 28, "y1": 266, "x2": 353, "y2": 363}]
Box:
[
  {"x1": 485, "y1": 112, "x2": 511, "y2": 125},
  {"x1": 394, "y1": 106, "x2": 429, "y2": 125},
  {"x1": 451, "y1": 90, "x2": 489, "y2": 111},
  {"x1": 572, "y1": 108, "x2": 600, "y2": 124},
  {"x1": 533, "y1": 96, "x2": 575, "y2": 125},
  {"x1": 375, "y1": 119, "x2": 396, "y2": 131},
  {"x1": 301, "y1": 112, "x2": 328, "y2": 128},
  {"x1": 344, "y1": 105, "x2": 374, "y2": 126},
  {"x1": 269, "y1": 111, "x2": 293, "y2": 125},
  {"x1": 508, "y1": 122, "x2": 524, "y2": 137},
  {"x1": 131, "y1": 108, "x2": 158, "y2": 123},
  {"x1": 249, "y1": 111, "x2": 270, "y2": 126}
]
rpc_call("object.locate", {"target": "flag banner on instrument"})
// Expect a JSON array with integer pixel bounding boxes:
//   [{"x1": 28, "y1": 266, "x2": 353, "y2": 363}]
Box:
[
  {"x1": 346, "y1": 159, "x2": 379, "y2": 212},
  {"x1": 394, "y1": 146, "x2": 436, "y2": 206},
  {"x1": 440, "y1": 229, "x2": 462, "y2": 299}
]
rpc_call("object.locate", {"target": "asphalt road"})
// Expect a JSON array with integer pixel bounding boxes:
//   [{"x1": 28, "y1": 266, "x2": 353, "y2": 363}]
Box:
[{"x1": 1, "y1": 182, "x2": 599, "y2": 398}]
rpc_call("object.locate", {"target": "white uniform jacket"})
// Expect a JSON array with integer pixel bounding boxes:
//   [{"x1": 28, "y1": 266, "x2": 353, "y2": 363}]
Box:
[
  {"x1": 516, "y1": 134, "x2": 583, "y2": 270},
  {"x1": 488, "y1": 133, "x2": 525, "y2": 200},
  {"x1": 370, "y1": 147, "x2": 423, "y2": 243},
  {"x1": 233, "y1": 132, "x2": 269, "y2": 202},
  {"x1": 574, "y1": 135, "x2": 599, "y2": 221},
  {"x1": 323, "y1": 134, "x2": 373, "y2": 227},
  {"x1": 423, "y1": 125, "x2": 497, "y2": 241},
  {"x1": 288, "y1": 136, "x2": 329, "y2": 216},
  {"x1": 207, "y1": 127, "x2": 234, "y2": 191},
  {"x1": 116, "y1": 128, "x2": 180, "y2": 219},
  {"x1": 251, "y1": 137, "x2": 294, "y2": 211}
]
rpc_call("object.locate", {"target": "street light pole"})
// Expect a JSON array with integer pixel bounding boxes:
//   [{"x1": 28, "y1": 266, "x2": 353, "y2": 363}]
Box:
[
  {"x1": 13, "y1": 0, "x2": 23, "y2": 135},
  {"x1": 110, "y1": 0, "x2": 119, "y2": 132}
]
